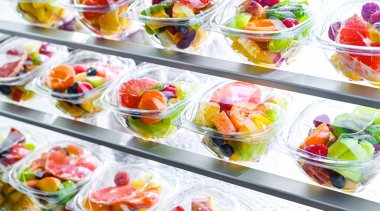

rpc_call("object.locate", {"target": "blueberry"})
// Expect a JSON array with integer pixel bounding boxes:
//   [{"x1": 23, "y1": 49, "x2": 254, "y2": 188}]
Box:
[
  {"x1": 330, "y1": 172, "x2": 346, "y2": 189},
  {"x1": 220, "y1": 144, "x2": 234, "y2": 157},
  {"x1": 67, "y1": 83, "x2": 79, "y2": 94},
  {"x1": 86, "y1": 67, "x2": 97, "y2": 76},
  {"x1": 211, "y1": 137, "x2": 224, "y2": 146},
  {"x1": 0, "y1": 86, "x2": 11, "y2": 95},
  {"x1": 34, "y1": 170, "x2": 45, "y2": 179}
]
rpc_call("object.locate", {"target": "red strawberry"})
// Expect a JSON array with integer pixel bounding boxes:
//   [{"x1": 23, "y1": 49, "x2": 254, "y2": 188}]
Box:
[
  {"x1": 74, "y1": 65, "x2": 86, "y2": 74},
  {"x1": 304, "y1": 144, "x2": 328, "y2": 156},
  {"x1": 171, "y1": 206, "x2": 185, "y2": 211},
  {"x1": 77, "y1": 82, "x2": 94, "y2": 93},
  {"x1": 114, "y1": 171, "x2": 130, "y2": 186},
  {"x1": 282, "y1": 18, "x2": 299, "y2": 28}
]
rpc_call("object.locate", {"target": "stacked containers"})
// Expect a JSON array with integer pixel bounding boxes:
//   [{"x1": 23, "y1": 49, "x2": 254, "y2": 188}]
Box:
[
  {"x1": 101, "y1": 63, "x2": 205, "y2": 141},
  {"x1": 182, "y1": 81, "x2": 288, "y2": 163},
  {"x1": 315, "y1": 0, "x2": 380, "y2": 86},
  {"x1": 59, "y1": 0, "x2": 138, "y2": 39},
  {"x1": 282, "y1": 100, "x2": 380, "y2": 192},
  {"x1": 212, "y1": 0, "x2": 314, "y2": 67},
  {"x1": 0, "y1": 38, "x2": 66, "y2": 103},
  {"x1": 31, "y1": 50, "x2": 135, "y2": 120},
  {"x1": 127, "y1": 0, "x2": 224, "y2": 51},
  {"x1": 69, "y1": 163, "x2": 177, "y2": 210},
  {"x1": 8, "y1": 141, "x2": 104, "y2": 209}
]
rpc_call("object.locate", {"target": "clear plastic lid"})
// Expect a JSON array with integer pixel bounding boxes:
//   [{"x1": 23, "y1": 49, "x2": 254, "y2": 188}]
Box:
[
  {"x1": 70, "y1": 163, "x2": 178, "y2": 210},
  {"x1": 101, "y1": 62, "x2": 205, "y2": 119},
  {"x1": 315, "y1": 0, "x2": 380, "y2": 56},
  {"x1": 159, "y1": 185, "x2": 244, "y2": 211},
  {"x1": 31, "y1": 50, "x2": 135, "y2": 104},
  {"x1": 211, "y1": 0, "x2": 318, "y2": 40},
  {"x1": 281, "y1": 100, "x2": 380, "y2": 171},
  {"x1": 0, "y1": 126, "x2": 47, "y2": 173},
  {"x1": 0, "y1": 37, "x2": 67, "y2": 86},
  {"x1": 182, "y1": 80, "x2": 289, "y2": 142},
  {"x1": 8, "y1": 141, "x2": 105, "y2": 204},
  {"x1": 58, "y1": 0, "x2": 132, "y2": 12},
  {"x1": 126, "y1": 0, "x2": 224, "y2": 26}
]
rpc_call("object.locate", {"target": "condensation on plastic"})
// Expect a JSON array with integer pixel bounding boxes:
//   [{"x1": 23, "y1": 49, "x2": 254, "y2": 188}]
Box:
[
  {"x1": 313, "y1": 0, "x2": 380, "y2": 86},
  {"x1": 7, "y1": 141, "x2": 105, "y2": 204},
  {"x1": 31, "y1": 50, "x2": 135, "y2": 119},
  {"x1": 14, "y1": 0, "x2": 74, "y2": 28},
  {"x1": 101, "y1": 62, "x2": 205, "y2": 141},
  {"x1": 68, "y1": 163, "x2": 178, "y2": 211},
  {"x1": 158, "y1": 185, "x2": 245, "y2": 211},
  {"x1": 181, "y1": 80, "x2": 290, "y2": 162},
  {"x1": 280, "y1": 100, "x2": 380, "y2": 192},
  {"x1": 58, "y1": 0, "x2": 138, "y2": 39}
]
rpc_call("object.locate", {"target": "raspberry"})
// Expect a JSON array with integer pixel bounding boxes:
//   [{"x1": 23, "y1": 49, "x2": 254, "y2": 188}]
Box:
[
  {"x1": 304, "y1": 144, "x2": 328, "y2": 156},
  {"x1": 362, "y1": 2, "x2": 380, "y2": 22},
  {"x1": 282, "y1": 18, "x2": 299, "y2": 28},
  {"x1": 114, "y1": 171, "x2": 130, "y2": 186},
  {"x1": 256, "y1": 0, "x2": 280, "y2": 7},
  {"x1": 74, "y1": 65, "x2": 86, "y2": 74}
]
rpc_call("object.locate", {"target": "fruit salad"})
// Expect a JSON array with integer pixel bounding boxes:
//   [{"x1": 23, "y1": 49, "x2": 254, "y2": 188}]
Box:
[
  {"x1": 0, "y1": 38, "x2": 65, "y2": 103},
  {"x1": 32, "y1": 50, "x2": 134, "y2": 120},
  {"x1": 213, "y1": 0, "x2": 313, "y2": 67},
  {"x1": 60, "y1": 0, "x2": 136, "y2": 39},
  {"x1": 182, "y1": 81, "x2": 287, "y2": 162},
  {"x1": 317, "y1": 1, "x2": 380, "y2": 86},
  {"x1": 102, "y1": 63, "x2": 203, "y2": 141},
  {"x1": 283, "y1": 100, "x2": 380, "y2": 192},
  {"x1": 16, "y1": 0, "x2": 73, "y2": 28},
  {"x1": 70, "y1": 164, "x2": 176, "y2": 210},
  {"x1": 160, "y1": 186, "x2": 242, "y2": 211},
  {"x1": 133, "y1": 0, "x2": 221, "y2": 51},
  {"x1": 0, "y1": 180, "x2": 42, "y2": 211},
  {"x1": 9, "y1": 142, "x2": 102, "y2": 207}
]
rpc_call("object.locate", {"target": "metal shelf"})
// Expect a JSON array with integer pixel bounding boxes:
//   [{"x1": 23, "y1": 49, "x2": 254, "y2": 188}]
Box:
[
  {"x1": 0, "y1": 21, "x2": 380, "y2": 109},
  {"x1": 0, "y1": 101, "x2": 378, "y2": 211}
]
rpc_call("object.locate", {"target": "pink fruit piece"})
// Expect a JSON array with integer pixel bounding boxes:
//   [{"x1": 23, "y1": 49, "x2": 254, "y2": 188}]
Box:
[
  {"x1": 162, "y1": 84, "x2": 177, "y2": 97},
  {"x1": 328, "y1": 21, "x2": 342, "y2": 41},
  {"x1": 89, "y1": 186, "x2": 137, "y2": 205},
  {"x1": 74, "y1": 65, "x2": 87, "y2": 74},
  {"x1": 210, "y1": 82, "x2": 261, "y2": 106},
  {"x1": 179, "y1": 0, "x2": 212, "y2": 9},
  {"x1": 152, "y1": 0, "x2": 165, "y2": 4},
  {"x1": 304, "y1": 144, "x2": 328, "y2": 156},
  {"x1": 7, "y1": 49, "x2": 23, "y2": 56},
  {"x1": 9, "y1": 143, "x2": 30, "y2": 159},
  {"x1": 114, "y1": 171, "x2": 130, "y2": 186},
  {"x1": 256, "y1": 0, "x2": 280, "y2": 7},
  {"x1": 1, "y1": 128, "x2": 26, "y2": 149},
  {"x1": 362, "y1": 2, "x2": 380, "y2": 22},
  {"x1": 77, "y1": 82, "x2": 94, "y2": 93},
  {"x1": 172, "y1": 206, "x2": 185, "y2": 211},
  {"x1": 282, "y1": 18, "x2": 299, "y2": 28},
  {"x1": 119, "y1": 78, "x2": 159, "y2": 95},
  {"x1": 313, "y1": 114, "x2": 331, "y2": 127},
  {"x1": 0, "y1": 52, "x2": 27, "y2": 78}
]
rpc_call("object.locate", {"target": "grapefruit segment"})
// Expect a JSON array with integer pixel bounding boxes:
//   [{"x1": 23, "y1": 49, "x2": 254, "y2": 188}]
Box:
[
  {"x1": 213, "y1": 111, "x2": 237, "y2": 133},
  {"x1": 89, "y1": 186, "x2": 137, "y2": 205},
  {"x1": 119, "y1": 78, "x2": 159, "y2": 95},
  {"x1": 0, "y1": 53, "x2": 27, "y2": 78},
  {"x1": 210, "y1": 82, "x2": 261, "y2": 105},
  {"x1": 338, "y1": 15, "x2": 370, "y2": 46}
]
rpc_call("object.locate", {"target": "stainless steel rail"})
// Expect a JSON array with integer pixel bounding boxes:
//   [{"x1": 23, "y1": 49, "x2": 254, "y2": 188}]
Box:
[
  {"x1": 0, "y1": 21, "x2": 380, "y2": 109},
  {"x1": 0, "y1": 101, "x2": 378, "y2": 211}
]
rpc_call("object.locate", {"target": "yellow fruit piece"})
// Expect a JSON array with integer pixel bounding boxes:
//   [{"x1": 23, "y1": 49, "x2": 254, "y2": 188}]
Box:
[
  {"x1": 32, "y1": 2, "x2": 45, "y2": 9},
  {"x1": 19, "y1": 3, "x2": 35, "y2": 13},
  {"x1": 146, "y1": 10, "x2": 170, "y2": 30},
  {"x1": 99, "y1": 11, "x2": 120, "y2": 35},
  {"x1": 249, "y1": 114, "x2": 271, "y2": 129},
  {"x1": 191, "y1": 29, "x2": 208, "y2": 50},
  {"x1": 331, "y1": 54, "x2": 362, "y2": 81},
  {"x1": 370, "y1": 28, "x2": 380, "y2": 44},
  {"x1": 131, "y1": 173, "x2": 153, "y2": 189},
  {"x1": 36, "y1": 177, "x2": 61, "y2": 192},
  {"x1": 80, "y1": 99, "x2": 102, "y2": 113},
  {"x1": 75, "y1": 72, "x2": 87, "y2": 82},
  {"x1": 238, "y1": 119, "x2": 258, "y2": 132},
  {"x1": 194, "y1": 102, "x2": 220, "y2": 128}
]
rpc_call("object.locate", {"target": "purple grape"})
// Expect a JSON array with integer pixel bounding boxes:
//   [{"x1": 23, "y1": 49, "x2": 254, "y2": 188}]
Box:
[
  {"x1": 375, "y1": 143, "x2": 380, "y2": 152},
  {"x1": 328, "y1": 21, "x2": 342, "y2": 41},
  {"x1": 176, "y1": 29, "x2": 196, "y2": 49},
  {"x1": 362, "y1": 2, "x2": 380, "y2": 22},
  {"x1": 313, "y1": 114, "x2": 331, "y2": 127},
  {"x1": 370, "y1": 11, "x2": 380, "y2": 24},
  {"x1": 58, "y1": 19, "x2": 75, "y2": 32}
]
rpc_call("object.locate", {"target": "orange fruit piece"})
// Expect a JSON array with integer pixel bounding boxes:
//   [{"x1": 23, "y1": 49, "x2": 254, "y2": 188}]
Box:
[
  {"x1": 138, "y1": 90, "x2": 168, "y2": 124},
  {"x1": 46, "y1": 64, "x2": 75, "y2": 91},
  {"x1": 244, "y1": 19, "x2": 279, "y2": 32},
  {"x1": 123, "y1": 190, "x2": 160, "y2": 208},
  {"x1": 229, "y1": 102, "x2": 257, "y2": 130},
  {"x1": 213, "y1": 111, "x2": 237, "y2": 133},
  {"x1": 300, "y1": 123, "x2": 330, "y2": 150},
  {"x1": 66, "y1": 144, "x2": 84, "y2": 155}
]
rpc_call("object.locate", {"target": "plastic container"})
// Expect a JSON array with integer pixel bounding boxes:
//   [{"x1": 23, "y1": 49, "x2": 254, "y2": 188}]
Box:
[
  {"x1": 69, "y1": 163, "x2": 177, "y2": 210},
  {"x1": 211, "y1": 0, "x2": 314, "y2": 67},
  {"x1": 281, "y1": 100, "x2": 380, "y2": 192},
  {"x1": 0, "y1": 127, "x2": 47, "y2": 174},
  {"x1": 0, "y1": 179, "x2": 42, "y2": 210},
  {"x1": 0, "y1": 38, "x2": 66, "y2": 103},
  {"x1": 315, "y1": 1, "x2": 380, "y2": 86},
  {"x1": 126, "y1": 0, "x2": 223, "y2": 51},
  {"x1": 158, "y1": 185, "x2": 249, "y2": 211},
  {"x1": 8, "y1": 141, "x2": 104, "y2": 208},
  {"x1": 102, "y1": 63, "x2": 205, "y2": 141},
  {"x1": 59, "y1": 0, "x2": 138, "y2": 39},
  {"x1": 182, "y1": 81, "x2": 288, "y2": 163},
  {"x1": 14, "y1": 0, "x2": 74, "y2": 29},
  {"x1": 31, "y1": 50, "x2": 135, "y2": 120}
]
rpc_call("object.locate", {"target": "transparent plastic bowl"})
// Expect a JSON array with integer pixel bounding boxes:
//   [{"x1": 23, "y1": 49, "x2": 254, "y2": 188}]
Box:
[
  {"x1": 211, "y1": 0, "x2": 315, "y2": 67},
  {"x1": 0, "y1": 37, "x2": 67, "y2": 103},
  {"x1": 59, "y1": 0, "x2": 138, "y2": 39},
  {"x1": 14, "y1": 0, "x2": 74, "y2": 28},
  {"x1": 69, "y1": 163, "x2": 178, "y2": 210},
  {"x1": 8, "y1": 141, "x2": 105, "y2": 205},
  {"x1": 0, "y1": 179, "x2": 42, "y2": 210},
  {"x1": 102, "y1": 62, "x2": 205, "y2": 141},
  {"x1": 315, "y1": 0, "x2": 380, "y2": 86},
  {"x1": 126, "y1": 0, "x2": 224, "y2": 51},
  {"x1": 31, "y1": 50, "x2": 135, "y2": 120},
  {"x1": 182, "y1": 81, "x2": 288, "y2": 163},
  {"x1": 281, "y1": 100, "x2": 380, "y2": 192},
  {"x1": 159, "y1": 185, "x2": 247, "y2": 211}
]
